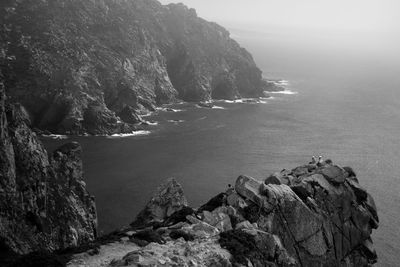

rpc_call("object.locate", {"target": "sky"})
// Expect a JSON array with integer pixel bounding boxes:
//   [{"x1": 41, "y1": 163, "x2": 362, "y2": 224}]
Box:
[{"x1": 158, "y1": 0, "x2": 400, "y2": 34}]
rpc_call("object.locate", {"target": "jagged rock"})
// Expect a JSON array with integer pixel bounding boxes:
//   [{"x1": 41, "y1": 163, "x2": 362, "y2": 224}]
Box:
[
  {"x1": 219, "y1": 229, "x2": 296, "y2": 266},
  {"x1": 0, "y1": 80, "x2": 97, "y2": 257},
  {"x1": 235, "y1": 220, "x2": 257, "y2": 231},
  {"x1": 116, "y1": 106, "x2": 143, "y2": 125},
  {"x1": 235, "y1": 175, "x2": 268, "y2": 209},
  {"x1": 201, "y1": 206, "x2": 233, "y2": 232},
  {"x1": 130, "y1": 178, "x2": 188, "y2": 228},
  {"x1": 226, "y1": 192, "x2": 248, "y2": 209},
  {"x1": 64, "y1": 160, "x2": 378, "y2": 267},
  {"x1": 346, "y1": 178, "x2": 368, "y2": 203},
  {"x1": 291, "y1": 166, "x2": 309, "y2": 177},
  {"x1": 198, "y1": 192, "x2": 227, "y2": 213}
]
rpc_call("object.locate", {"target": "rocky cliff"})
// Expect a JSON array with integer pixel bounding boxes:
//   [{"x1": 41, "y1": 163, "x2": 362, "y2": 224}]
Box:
[
  {"x1": 67, "y1": 160, "x2": 379, "y2": 267},
  {"x1": 0, "y1": 76, "x2": 97, "y2": 263},
  {"x1": 1, "y1": 0, "x2": 275, "y2": 135}
]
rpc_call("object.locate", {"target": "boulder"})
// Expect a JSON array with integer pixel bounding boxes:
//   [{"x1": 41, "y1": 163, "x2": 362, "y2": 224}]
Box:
[
  {"x1": 291, "y1": 166, "x2": 309, "y2": 177},
  {"x1": 226, "y1": 192, "x2": 247, "y2": 209},
  {"x1": 319, "y1": 165, "x2": 347, "y2": 184},
  {"x1": 265, "y1": 174, "x2": 282, "y2": 185},
  {"x1": 235, "y1": 220, "x2": 256, "y2": 231},
  {"x1": 235, "y1": 175, "x2": 268, "y2": 209},
  {"x1": 201, "y1": 207, "x2": 233, "y2": 232}
]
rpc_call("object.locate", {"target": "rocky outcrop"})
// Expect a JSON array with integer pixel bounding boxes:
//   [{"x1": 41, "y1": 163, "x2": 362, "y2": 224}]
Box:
[
  {"x1": 1, "y1": 0, "x2": 276, "y2": 135},
  {"x1": 130, "y1": 178, "x2": 188, "y2": 228},
  {"x1": 0, "y1": 78, "x2": 97, "y2": 258},
  {"x1": 67, "y1": 160, "x2": 378, "y2": 267}
]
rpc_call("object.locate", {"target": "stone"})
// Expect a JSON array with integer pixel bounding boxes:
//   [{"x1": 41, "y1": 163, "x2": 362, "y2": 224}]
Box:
[
  {"x1": 131, "y1": 178, "x2": 188, "y2": 228},
  {"x1": 235, "y1": 175, "x2": 268, "y2": 209},
  {"x1": 320, "y1": 165, "x2": 347, "y2": 184},
  {"x1": 226, "y1": 192, "x2": 247, "y2": 209},
  {"x1": 266, "y1": 169, "x2": 293, "y2": 186},
  {"x1": 219, "y1": 229, "x2": 296, "y2": 266},
  {"x1": 183, "y1": 221, "x2": 220, "y2": 238},
  {"x1": 346, "y1": 178, "x2": 368, "y2": 203},
  {"x1": 291, "y1": 166, "x2": 309, "y2": 177},
  {"x1": 365, "y1": 192, "x2": 379, "y2": 224},
  {"x1": 197, "y1": 192, "x2": 226, "y2": 213},
  {"x1": 235, "y1": 220, "x2": 256, "y2": 230},
  {"x1": 203, "y1": 209, "x2": 233, "y2": 232},
  {"x1": 361, "y1": 237, "x2": 377, "y2": 262},
  {"x1": 265, "y1": 174, "x2": 282, "y2": 185}
]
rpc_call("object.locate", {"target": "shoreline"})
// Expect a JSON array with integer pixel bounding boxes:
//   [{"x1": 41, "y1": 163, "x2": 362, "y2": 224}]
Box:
[{"x1": 40, "y1": 86, "x2": 298, "y2": 140}]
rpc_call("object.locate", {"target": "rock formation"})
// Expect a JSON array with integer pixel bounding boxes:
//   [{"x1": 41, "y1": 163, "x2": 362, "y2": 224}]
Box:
[
  {"x1": 67, "y1": 160, "x2": 378, "y2": 267},
  {"x1": 1, "y1": 0, "x2": 277, "y2": 135},
  {"x1": 0, "y1": 77, "x2": 97, "y2": 260}
]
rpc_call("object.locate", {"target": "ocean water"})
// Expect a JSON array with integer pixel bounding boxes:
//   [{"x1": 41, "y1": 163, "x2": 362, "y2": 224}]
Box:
[{"x1": 42, "y1": 27, "x2": 400, "y2": 266}]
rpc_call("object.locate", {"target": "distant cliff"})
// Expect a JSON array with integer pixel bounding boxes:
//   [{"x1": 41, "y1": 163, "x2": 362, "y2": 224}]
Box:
[
  {"x1": 1, "y1": 0, "x2": 274, "y2": 135},
  {"x1": 66, "y1": 161, "x2": 379, "y2": 267}
]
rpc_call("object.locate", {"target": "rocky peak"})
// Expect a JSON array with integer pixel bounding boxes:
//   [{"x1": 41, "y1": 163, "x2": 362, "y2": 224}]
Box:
[{"x1": 67, "y1": 159, "x2": 378, "y2": 267}]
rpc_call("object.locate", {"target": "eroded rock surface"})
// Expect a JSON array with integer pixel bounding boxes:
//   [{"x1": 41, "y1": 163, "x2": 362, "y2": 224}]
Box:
[
  {"x1": 0, "y1": 79, "x2": 97, "y2": 258},
  {"x1": 68, "y1": 160, "x2": 378, "y2": 267}
]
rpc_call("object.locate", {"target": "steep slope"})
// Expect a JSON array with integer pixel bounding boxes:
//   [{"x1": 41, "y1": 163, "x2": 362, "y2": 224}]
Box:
[
  {"x1": 0, "y1": 77, "x2": 97, "y2": 258},
  {"x1": 1, "y1": 0, "x2": 273, "y2": 135}
]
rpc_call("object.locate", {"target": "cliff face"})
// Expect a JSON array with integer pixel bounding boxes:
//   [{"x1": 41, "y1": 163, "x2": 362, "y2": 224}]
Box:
[
  {"x1": 1, "y1": 0, "x2": 271, "y2": 135},
  {"x1": 68, "y1": 161, "x2": 379, "y2": 267},
  {"x1": 0, "y1": 79, "x2": 97, "y2": 256}
]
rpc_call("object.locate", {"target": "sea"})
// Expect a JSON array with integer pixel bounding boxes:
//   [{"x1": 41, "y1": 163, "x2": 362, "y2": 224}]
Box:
[{"x1": 42, "y1": 26, "x2": 400, "y2": 266}]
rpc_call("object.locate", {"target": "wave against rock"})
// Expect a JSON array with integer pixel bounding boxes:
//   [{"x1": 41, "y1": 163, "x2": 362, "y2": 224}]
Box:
[{"x1": 1, "y1": 0, "x2": 276, "y2": 135}]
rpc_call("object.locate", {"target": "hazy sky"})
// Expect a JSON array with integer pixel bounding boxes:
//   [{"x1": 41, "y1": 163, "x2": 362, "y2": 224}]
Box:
[{"x1": 159, "y1": 0, "x2": 400, "y2": 34}]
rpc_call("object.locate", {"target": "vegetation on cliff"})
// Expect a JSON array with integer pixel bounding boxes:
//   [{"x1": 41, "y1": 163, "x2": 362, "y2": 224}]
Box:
[{"x1": 1, "y1": 0, "x2": 274, "y2": 135}]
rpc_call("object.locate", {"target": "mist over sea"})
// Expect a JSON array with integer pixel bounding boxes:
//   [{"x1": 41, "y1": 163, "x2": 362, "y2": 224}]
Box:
[{"x1": 43, "y1": 26, "x2": 400, "y2": 266}]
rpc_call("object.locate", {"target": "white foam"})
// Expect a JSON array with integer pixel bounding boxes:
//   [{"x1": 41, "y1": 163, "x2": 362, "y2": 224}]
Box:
[
  {"x1": 143, "y1": 120, "x2": 158, "y2": 126},
  {"x1": 106, "y1": 130, "x2": 151, "y2": 138},
  {"x1": 211, "y1": 105, "x2": 225, "y2": 109},
  {"x1": 42, "y1": 134, "x2": 68, "y2": 139},
  {"x1": 141, "y1": 112, "x2": 153, "y2": 117},
  {"x1": 213, "y1": 100, "x2": 235, "y2": 103},
  {"x1": 214, "y1": 98, "x2": 271, "y2": 104},
  {"x1": 167, "y1": 119, "x2": 185, "y2": 123},
  {"x1": 274, "y1": 80, "x2": 290, "y2": 86},
  {"x1": 267, "y1": 90, "x2": 298, "y2": 95},
  {"x1": 156, "y1": 107, "x2": 184, "y2": 113}
]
